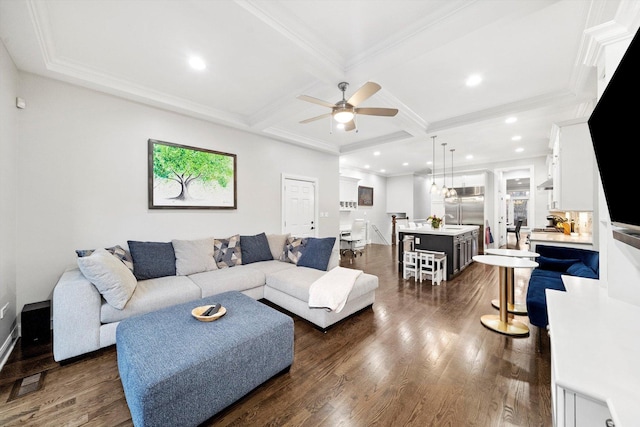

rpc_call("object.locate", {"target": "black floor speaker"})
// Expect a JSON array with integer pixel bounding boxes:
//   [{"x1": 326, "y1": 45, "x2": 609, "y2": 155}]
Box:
[{"x1": 21, "y1": 300, "x2": 51, "y2": 346}]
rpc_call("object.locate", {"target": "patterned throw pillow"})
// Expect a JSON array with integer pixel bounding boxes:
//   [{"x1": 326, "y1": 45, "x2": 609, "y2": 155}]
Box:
[
  {"x1": 76, "y1": 245, "x2": 134, "y2": 273},
  {"x1": 280, "y1": 236, "x2": 308, "y2": 264},
  {"x1": 214, "y1": 234, "x2": 242, "y2": 268}
]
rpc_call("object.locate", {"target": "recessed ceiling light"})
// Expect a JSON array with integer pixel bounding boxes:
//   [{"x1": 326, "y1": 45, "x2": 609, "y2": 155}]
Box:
[
  {"x1": 466, "y1": 74, "x2": 482, "y2": 87},
  {"x1": 380, "y1": 169, "x2": 386, "y2": 173},
  {"x1": 512, "y1": 135, "x2": 522, "y2": 141},
  {"x1": 403, "y1": 162, "x2": 409, "y2": 166},
  {"x1": 466, "y1": 154, "x2": 473, "y2": 160},
  {"x1": 427, "y1": 160, "x2": 433, "y2": 165},
  {"x1": 373, "y1": 151, "x2": 381, "y2": 156},
  {"x1": 188, "y1": 56, "x2": 206, "y2": 70},
  {"x1": 505, "y1": 116, "x2": 517, "y2": 124},
  {"x1": 515, "y1": 147, "x2": 524, "y2": 153},
  {"x1": 364, "y1": 164, "x2": 370, "y2": 169}
]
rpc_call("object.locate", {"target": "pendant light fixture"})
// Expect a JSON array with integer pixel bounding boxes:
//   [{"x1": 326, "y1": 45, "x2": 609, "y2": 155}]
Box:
[
  {"x1": 441, "y1": 142, "x2": 449, "y2": 195},
  {"x1": 430, "y1": 136, "x2": 438, "y2": 194},
  {"x1": 449, "y1": 149, "x2": 457, "y2": 197}
]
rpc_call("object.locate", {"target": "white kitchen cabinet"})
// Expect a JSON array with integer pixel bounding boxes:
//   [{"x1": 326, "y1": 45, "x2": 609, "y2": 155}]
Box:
[
  {"x1": 339, "y1": 176, "x2": 359, "y2": 211},
  {"x1": 552, "y1": 119, "x2": 595, "y2": 211},
  {"x1": 555, "y1": 385, "x2": 613, "y2": 427}
]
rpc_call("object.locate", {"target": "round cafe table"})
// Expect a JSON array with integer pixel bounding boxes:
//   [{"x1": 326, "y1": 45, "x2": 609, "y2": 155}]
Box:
[
  {"x1": 484, "y1": 248, "x2": 539, "y2": 315},
  {"x1": 473, "y1": 254, "x2": 538, "y2": 337}
]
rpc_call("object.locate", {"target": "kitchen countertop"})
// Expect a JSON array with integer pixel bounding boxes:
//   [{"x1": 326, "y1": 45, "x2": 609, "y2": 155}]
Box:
[
  {"x1": 528, "y1": 231, "x2": 592, "y2": 245},
  {"x1": 547, "y1": 275, "x2": 640, "y2": 426},
  {"x1": 398, "y1": 225, "x2": 479, "y2": 236}
]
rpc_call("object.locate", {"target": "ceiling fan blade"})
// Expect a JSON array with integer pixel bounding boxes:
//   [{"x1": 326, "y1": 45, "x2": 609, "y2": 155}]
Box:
[
  {"x1": 297, "y1": 95, "x2": 336, "y2": 109},
  {"x1": 355, "y1": 107, "x2": 398, "y2": 117},
  {"x1": 347, "y1": 82, "x2": 381, "y2": 106},
  {"x1": 299, "y1": 112, "x2": 332, "y2": 124},
  {"x1": 343, "y1": 120, "x2": 356, "y2": 132}
]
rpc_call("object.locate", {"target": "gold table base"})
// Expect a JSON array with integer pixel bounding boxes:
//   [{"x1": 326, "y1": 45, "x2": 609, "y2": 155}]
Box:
[
  {"x1": 491, "y1": 298, "x2": 527, "y2": 316},
  {"x1": 481, "y1": 314, "x2": 529, "y2": 337}
]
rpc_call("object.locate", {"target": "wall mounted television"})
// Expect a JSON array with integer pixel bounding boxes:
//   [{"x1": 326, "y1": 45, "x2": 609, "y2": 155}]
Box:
[{"x1": 588, "y1": 26, "x2": 640, "y2": 249}]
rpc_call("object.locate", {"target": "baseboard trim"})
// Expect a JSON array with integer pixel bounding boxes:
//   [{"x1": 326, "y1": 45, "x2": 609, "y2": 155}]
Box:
[{"x1": 0, "y1": 324, "x2": 18, "y2": 372}]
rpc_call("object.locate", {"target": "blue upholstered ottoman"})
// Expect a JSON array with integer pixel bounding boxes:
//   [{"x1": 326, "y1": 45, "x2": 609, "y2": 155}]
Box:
[{"x1": 116, "y1": 291, "x2": 294, "y2": 427}]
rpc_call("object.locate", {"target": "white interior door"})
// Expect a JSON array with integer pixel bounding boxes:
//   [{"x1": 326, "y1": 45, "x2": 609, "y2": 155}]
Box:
[{"x1": 282, "y1": 176, "x2": 317, "y2": 237}]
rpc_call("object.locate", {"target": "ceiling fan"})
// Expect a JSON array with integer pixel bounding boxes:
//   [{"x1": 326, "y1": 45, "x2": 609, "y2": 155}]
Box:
[{"x1": 298, "y1": 82, "x2": 398, "y2": 131}]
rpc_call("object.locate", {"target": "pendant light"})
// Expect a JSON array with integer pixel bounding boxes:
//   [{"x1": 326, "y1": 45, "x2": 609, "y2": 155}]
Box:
[
  {"x1": 449, "y1": 149, "x2": 457, "y2": 197},
  {"x1": 440, "y1": 142, "x2": 448, "y2": 195},
  {"x1": 430, "y1": 136, "x2": 438, "y2": 194}
]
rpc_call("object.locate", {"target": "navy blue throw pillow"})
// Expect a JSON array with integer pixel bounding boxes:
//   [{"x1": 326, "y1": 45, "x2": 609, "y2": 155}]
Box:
[
  {"x1": 537, "y1": 256, "x2": 580, "y2": 273},
  {"x1": 127, "y1": 240, "x2": 176, "y2": 280},
  {"x1": 566, "y1": 261, "x2": 599, "y2": 279},
  {"x1": 240, "y1": 232, "x2": 273, "y2": 264},
  {"x1": 297, "y1": 237, "x2": 336, "y2": 271}
]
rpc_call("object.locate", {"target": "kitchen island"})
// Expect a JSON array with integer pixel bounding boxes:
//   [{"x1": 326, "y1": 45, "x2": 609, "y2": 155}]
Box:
[{"x1": 398, "y1": 225, "x2": 480, "y2": 278}]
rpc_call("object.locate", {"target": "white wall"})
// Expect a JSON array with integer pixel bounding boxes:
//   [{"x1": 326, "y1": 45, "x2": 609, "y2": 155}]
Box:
[
  {"x1": 14, "y1": 73, "x2": 339, "y2": 313},
  {"x1": 338, "y1": 168, "x2": 390, "y2": 244},
  {"x1": 0, "y1": 40, "x2": 18, "y2": 354},
  {"x1": 386, "y1": 175, "x2": 413, "y2": 217}
]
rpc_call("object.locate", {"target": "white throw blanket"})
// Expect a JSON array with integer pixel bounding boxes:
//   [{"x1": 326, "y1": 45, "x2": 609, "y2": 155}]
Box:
[{"x1": 308, "y1": 266, "x2": 363, "y2": 313}]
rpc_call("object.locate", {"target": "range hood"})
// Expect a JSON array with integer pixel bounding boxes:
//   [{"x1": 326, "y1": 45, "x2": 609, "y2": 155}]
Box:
[{"x1": 537, "y1": 178, "x2": 553, "y2": 190}]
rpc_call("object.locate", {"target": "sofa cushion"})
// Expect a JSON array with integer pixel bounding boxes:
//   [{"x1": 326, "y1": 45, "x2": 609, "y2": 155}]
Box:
[
  {"x1": 171, "y1": 237, "x2": 217, "y2": 276},
  {"x1": 297, "y1": 237, "x2": 336, "y2": 271},
  {"x1": 128, "y1": 241, "x2": 176, "y2": 280},
  {"x1": 537, "y1": 256, "x2": 579, "y2": 272},
  {"x1": 267, "y1": 234, "x2": 290, "y2": 260},
  {"x1": 101, "y1": 275, "x2": 201, "y2": 323},
  {"x1": 76, "y1": 245, "x2": 134, "y2": 273},
  {"x1": 214, "y1": 234, "x2": 242, "y2": 268},
  {"x1": 188, "y1": 265, "x2": 266, "y2": 298},
  {"x1": 245, "y1": 260, "x2": 296, "y2": 276},
  {"x1": 566, "y1": 261, "x2": 599, "y2": 279},
  {"x1": 240, "y1": 232, "x2": 273, "y2": 264},
  {"x1": 526, "y1": 274, "x2": 566, "y2": 328},
  {"x1": 77, "y1": 247, "x2": 137, "y2": 310},
  {"x1": 280, "y1": 236, "x2": 307, "y2": 264},
  {"x1": 266, "y1": 267, "x2": 378, "y2": 303}
]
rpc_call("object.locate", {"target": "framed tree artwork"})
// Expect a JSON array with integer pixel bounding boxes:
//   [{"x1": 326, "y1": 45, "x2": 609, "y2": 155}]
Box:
[
  {"x1": 148, "y1": 139, "x2": 237, "y2": 209},
  {"x1": 358, "y1": 186, "x2": 373, "y2": 206}
]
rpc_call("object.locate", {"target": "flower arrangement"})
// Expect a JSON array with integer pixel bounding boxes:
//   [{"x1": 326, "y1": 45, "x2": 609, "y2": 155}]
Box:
[{"x1": 427, "y1": 215, "x2": 442, "y2": 229}]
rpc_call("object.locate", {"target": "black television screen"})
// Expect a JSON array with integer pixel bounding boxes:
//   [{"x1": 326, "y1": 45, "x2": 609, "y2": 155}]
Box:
[{"x1": 588, "y1": 26, "x2": 640, "y2": 232}]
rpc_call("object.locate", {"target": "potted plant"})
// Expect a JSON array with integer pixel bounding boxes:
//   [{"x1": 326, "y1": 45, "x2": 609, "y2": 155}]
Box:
[{"x1": 427, "y1": 215, "x2": 442, "y2": 229}]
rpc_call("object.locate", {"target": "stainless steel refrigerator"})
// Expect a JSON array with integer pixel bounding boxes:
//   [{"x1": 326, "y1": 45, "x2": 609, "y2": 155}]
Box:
[{"x1": 445, "y1": 186, "x2": 485, "y2": 253}]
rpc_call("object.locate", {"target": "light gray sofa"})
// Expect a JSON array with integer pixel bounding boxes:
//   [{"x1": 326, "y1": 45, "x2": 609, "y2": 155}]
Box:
[{"x1": 53, "y1": 236, "x2": 378, "y2": 362}]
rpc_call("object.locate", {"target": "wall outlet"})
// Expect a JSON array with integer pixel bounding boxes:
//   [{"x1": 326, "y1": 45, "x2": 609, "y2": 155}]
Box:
[{"x1": 0, "y1": 302, "x2": 8, "y2": 319}]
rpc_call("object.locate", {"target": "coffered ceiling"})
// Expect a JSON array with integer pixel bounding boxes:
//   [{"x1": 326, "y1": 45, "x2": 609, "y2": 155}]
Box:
[{"x1": 1, "y1": 0, "x2": 637, "y2": 176}]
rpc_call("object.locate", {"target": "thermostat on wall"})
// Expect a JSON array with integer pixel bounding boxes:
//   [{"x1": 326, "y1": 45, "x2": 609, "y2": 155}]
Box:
[{"x1": 16, "y1": 97, "x2": 26, "y2": 109}]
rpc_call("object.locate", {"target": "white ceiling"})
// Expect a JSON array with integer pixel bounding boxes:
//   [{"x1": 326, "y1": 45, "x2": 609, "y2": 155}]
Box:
[{"x1": 0, "y1": 0, "x2": 635, "y2": 176}]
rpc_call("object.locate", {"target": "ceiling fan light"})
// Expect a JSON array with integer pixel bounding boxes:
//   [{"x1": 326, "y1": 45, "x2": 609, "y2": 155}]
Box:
[{"x1": 334, "y1": 110, "x2": 354, "y2": 123}]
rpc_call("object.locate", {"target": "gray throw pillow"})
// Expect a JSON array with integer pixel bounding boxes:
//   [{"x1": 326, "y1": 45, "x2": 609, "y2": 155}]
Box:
[
  {"x1": 240, "y1": 232, "x2": 273, "y2": 264},
  {"x1": 172, "y1": 237, "x2": 217, "y2": 276},
  {"x1": 267, "y1": 233, "x2": 290, "y2": 260},
  {"x1": 77, "y1": 248, "x2": 137, "y2": 310},
  {"x1": 127, "y1": 240, "x2": 177, "y2": 280}
]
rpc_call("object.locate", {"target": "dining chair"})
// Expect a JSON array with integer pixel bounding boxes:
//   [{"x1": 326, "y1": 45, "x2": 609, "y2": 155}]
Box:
[{"x1": 507, "y1": 219, "x2": 523, "y2": 245}]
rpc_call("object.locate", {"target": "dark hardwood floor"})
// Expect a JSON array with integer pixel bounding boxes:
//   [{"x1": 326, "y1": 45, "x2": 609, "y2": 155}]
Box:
[{"x1": 0, "y1": 234, "x2": 551, "y2": 426}]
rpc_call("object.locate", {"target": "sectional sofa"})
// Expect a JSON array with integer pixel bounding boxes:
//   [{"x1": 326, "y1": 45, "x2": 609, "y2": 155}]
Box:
[{"x1": 52, "y1": 232, "x2": 378, "y2": 362}]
